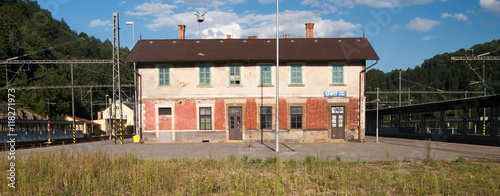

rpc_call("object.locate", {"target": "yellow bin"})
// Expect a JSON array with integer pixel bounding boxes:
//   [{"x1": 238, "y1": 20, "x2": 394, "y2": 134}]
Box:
[{"x1": 133, "y1": 135, "x2": 140, "y2": 143}]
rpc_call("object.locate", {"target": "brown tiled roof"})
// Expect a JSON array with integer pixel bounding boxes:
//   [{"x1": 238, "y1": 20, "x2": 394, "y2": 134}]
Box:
[{"x1": 125, "y1": 38, "x2": 379, "y2": 63}]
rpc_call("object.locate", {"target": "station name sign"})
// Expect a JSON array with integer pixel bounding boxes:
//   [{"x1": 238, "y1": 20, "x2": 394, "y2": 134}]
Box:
[{"x1": 324, "y1": 90, "x2": 346, "y2": 97}]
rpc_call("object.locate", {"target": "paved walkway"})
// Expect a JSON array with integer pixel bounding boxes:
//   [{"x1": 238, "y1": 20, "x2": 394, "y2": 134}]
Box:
[{"x1": 16, "y1": 136, "x2": 500, "y2": 162}]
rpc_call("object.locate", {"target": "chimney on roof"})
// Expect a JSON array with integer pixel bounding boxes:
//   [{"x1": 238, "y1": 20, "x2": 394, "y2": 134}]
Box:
[
  {"x1": 248, "y1": 36, "x2": 257, "y2": 39},
  {"x1": 178, "y1": 25, "x2": 186, "y2": 39},
  {"x1": 226, "y1": 35, "x2": 231, "y2": 39},
  {"x1": 285, "y1": 34, "x2": 290, "y2": 39},
  {"x1": 305, "y1": 23, "x2": 314, "y2": 38}
]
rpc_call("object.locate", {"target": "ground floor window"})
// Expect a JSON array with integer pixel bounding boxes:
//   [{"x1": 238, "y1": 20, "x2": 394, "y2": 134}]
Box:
[
  {"x1": 290, "y1": 106, "x2": 302, "y2": 129},
  {"x1": 260, "y1": 107, "x2": 272, "y2": 129},
  {"x1": 199, "y1": 107, "x2": 212, "y2": 130}
]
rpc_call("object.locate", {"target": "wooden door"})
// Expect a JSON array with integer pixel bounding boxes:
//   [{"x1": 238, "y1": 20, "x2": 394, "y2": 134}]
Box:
[
  {"x1": 331, "y1": 106, "x2": 345, "y2": 139},
  {"x1": 229, "y1": 107, "x2": 242, "y2": 140}
]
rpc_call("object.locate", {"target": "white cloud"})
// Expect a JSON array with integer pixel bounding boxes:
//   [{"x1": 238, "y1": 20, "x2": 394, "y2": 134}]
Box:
[
  {"x1": 441, "y1": 13, "x2": 467, "y2": 21},
  {"x1": 126, "y1": 1, "x2": 361, "y2": 38},
  {"x1": 422, "y1": 35, "x2": 436, "y2": 40},
  {"x1": 300, "y1": 0, "x2": 320, "y2": 7},
  {"x1": 88, "y1": 19, "x2": 111, "y2": 28},
  {"x1": 119, "y1": 1, "x2": 127, "y2": 5},
  {"x1": 480, "y1": 0, "x2": 500, "y2": 15},
  {"x1": 258, "y1": 0, "x2": 275, "y2": 4},
  {"x1": 326, "y1": 0, "x2": 442, "y2": 8},
  {"x1": 390, "y1": 25, "x2": 400, "y2": 31},
  {"x1": 407, "y1": 17, "x2": 440, "y2": 31}
]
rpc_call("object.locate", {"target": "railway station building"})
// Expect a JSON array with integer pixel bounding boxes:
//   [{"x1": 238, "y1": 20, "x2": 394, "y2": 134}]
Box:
[{"x1": 126, "y1": 23, "x2": 379, "y2": 143}]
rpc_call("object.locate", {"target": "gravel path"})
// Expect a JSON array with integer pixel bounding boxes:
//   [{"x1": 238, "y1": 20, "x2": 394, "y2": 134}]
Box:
[{"x1": 16, "y1": 136, "x2": 500, "y2": 162}]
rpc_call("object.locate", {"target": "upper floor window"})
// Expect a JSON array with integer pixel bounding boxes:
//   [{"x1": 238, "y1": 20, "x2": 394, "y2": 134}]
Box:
[
  {"x1": 199, "y1": 65, "x2": 211, "y2": 86},
  {"x1": 290, "y1": 64, "x2": 302, "y2": 84},
  {"x1": 229, "y1": 65, "x2": 241, "y2": 85},
  {"x1": 332, "y1": 64, "x2": 344, "y2": 84},
  {"x1": 159, "y1": 66, "x2": 170, "y2": 86},
  {"x1": 260, "y1": 65, "x2": 272, "y2": 85}
]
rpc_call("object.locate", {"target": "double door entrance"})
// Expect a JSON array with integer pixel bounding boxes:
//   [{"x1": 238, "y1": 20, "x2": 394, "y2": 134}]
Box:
[
  {"x1": 331, "y1": 106, "x2": 345, "y2": 139},
  {"x1": 228, "y1": 107, "x2": 242, "y2": 140}
]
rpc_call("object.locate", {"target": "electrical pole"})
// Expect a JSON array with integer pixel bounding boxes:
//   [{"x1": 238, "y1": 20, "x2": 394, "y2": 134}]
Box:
[
  {"x1": 275, "y1": 0, "x2": 280, "y2": 152},
  {"x1": 399, "y1": 71, "x2": 402, "y2": 107},
  {"x1": 451, "y1": 52, "x2": 500, "y2": 136}
]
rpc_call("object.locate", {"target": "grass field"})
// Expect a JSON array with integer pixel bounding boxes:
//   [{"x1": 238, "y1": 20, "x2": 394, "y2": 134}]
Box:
[{"x1": 1, "y1": 149, "x2": 499, "y2": 195}]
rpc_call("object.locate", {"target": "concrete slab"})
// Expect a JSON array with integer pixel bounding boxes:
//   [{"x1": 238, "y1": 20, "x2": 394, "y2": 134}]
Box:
[{"x1": 15, "y1": 136, "x2": 500, "y2": 162}]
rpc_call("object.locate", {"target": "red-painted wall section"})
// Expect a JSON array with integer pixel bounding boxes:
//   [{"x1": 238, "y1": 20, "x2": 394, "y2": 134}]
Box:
[
  {"x1": 143, "y1": 100, "x2": 156, "y2": 130},
  {"x1": 245, "y1": 99, "x2": 257, "y2": 130},
  {"x1": 279, "y1": 99, "x2": 287, "y2": 129},
  {"x1": 347, "y1": 98, "x2": 359, "y2": 130},
  {"x1": 174, "y1": 99, "x2": 197, "y2": 130},
  {"x1": 305, "y1": 98, "x2": 328, "y2": 129},
  {"x1": 214, "y1": 99, "x2": 226, "y2": 130},
  {"x1": 158, "y1": 117, "x2": 172, "y2": 130}
]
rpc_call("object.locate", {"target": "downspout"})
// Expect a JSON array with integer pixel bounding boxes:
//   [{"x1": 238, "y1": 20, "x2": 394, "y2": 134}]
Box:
[{"x1": 359, "y1": 60, "x2": 378, "y2": 142}]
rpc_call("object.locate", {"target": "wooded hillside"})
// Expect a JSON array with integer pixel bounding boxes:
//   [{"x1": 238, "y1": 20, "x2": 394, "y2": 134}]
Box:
[
  {"x1": 366, "y1": 39, "x2": 500, "y2": 109},
  {"x1": 0, "y1": 0, "x2": 133, "y2": 121}
]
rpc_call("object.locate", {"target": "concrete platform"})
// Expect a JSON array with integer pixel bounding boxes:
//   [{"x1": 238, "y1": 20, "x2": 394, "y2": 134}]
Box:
[{"x1": 16, "y1": 136, "x2": 500, "y2": 162}]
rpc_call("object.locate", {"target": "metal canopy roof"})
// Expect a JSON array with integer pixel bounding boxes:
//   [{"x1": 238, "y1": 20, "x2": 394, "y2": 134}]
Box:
[{"x1": 368, "y1": 94, "x2": 500, "y2": 115}]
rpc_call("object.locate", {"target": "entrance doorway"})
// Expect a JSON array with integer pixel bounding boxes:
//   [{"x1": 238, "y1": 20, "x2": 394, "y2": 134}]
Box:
[
  {"x1": 228, "y1": 107, "x2": 242, "y2": 140},
  {"x1": 331, "y1": 106, "x2": 345, "y2": 139}
]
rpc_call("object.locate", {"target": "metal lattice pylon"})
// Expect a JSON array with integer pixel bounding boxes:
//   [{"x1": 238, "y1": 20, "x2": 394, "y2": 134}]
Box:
[{"x1": 112, "y1": 13, "x2": 123, "y2": 144}]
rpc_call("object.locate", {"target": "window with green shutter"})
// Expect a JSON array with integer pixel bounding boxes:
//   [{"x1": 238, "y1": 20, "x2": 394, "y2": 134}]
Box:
[
  {"x1": 159, "y1": 66, "x2": 170, "y2": 86},
  {"x1": 260, "y1": 65, "x2": 272, "y2": 85},
  {"x1": 199, "y1": 65, "x2": 211, "y2": 86},
  {"x1": 332, "y1": 64, "x2": 344, "y2": 84},
  {"x1": 290, "y1": 64, "x2": 302, "y2": 84},
  {"x1": 229, "y1": 65, "x2": 241, "y2": 85}
]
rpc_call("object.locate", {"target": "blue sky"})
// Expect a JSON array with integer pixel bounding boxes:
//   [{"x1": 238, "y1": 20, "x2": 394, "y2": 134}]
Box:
[{"x1": 35, "y1": 0, "x2": 500, "y2": 72}]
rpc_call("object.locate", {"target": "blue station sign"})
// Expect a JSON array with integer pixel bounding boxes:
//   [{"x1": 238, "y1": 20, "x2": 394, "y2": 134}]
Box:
[{"x1": 324, "y1": 90, "x2": 347, "y2": 97}]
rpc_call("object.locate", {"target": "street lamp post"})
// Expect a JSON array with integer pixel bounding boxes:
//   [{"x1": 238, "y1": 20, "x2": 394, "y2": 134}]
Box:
[{"x1": 126, "y1": 21, "x2": 134, "y2": 48}]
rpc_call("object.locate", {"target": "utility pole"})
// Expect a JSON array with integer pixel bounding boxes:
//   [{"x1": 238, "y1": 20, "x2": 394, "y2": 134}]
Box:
[
  {"x1": 376, "y1": 87, "x2": 380, "y2": 143},
  {"x1": 112, "y1": 12, "x2": 123, "y2": 144},
  {"x1": 275, "y1": 0, "x2": 280, "y2": 152},
  {"x1": 451, "y1": 51, "x2": 500, "y2": 136},
  {"x1": 71, "y1": 63, "x2": 75, "y2": 143},
  {"x1": 45, "y1": 98, "x2": 55, "y2": 143},
  {"x1": 399, "y1": 71, "x2": 402, "y2": 107}
]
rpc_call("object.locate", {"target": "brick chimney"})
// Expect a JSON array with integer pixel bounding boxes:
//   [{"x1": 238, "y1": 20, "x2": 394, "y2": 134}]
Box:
[
  {"x1": 305, "y1": 23, "x2": 314, "y2": 38},
  {"x1": 248, "y1": 36, "x2": 257, "y2": 39},
  {"x1": 226, "y1": 35, "x2": 231, "y2": 39},
  {"x1": 178, "y1": 25, "x2": 186, "y2": 39},
  {"x1": 285, "y1": 34, "x2": 290, "y2": 39}
]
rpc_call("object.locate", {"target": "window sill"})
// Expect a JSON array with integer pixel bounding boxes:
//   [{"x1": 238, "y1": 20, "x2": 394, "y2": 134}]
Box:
[
  {"x1": 197, "y1": 85, "x2": 213, "y2": 88},
  {"x1": 329, "y1": 84, "x2": 346, "y2": 87},
  {"x1": 258, "y1": 84, "x2": 274, "y2": 87},
  {"x1": 288, "y1": 84, "x2": 304, "y2": 87},
  {"x1": 228, "y1": 85, "x2": 243, "y2": 88}
]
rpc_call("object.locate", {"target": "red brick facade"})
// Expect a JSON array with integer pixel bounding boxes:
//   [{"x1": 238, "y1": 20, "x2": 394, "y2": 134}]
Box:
[
  {"x1": 305, "y1": 98, "x2": 329, "y2": 130},
  {"x1": 174, "y1": 99, "x2": 197, "y2": 130},
  {"x1": 214, "y1": 99, "x2": 226, "y2": 130},
  {"x1": 144, "y1": 100, "x2": 156, "y2": 131},
  {"x1": 158, "y1": 117, "x2": 172, "y2": 130},
  {"x1": 347, "y1": 98, "x2": 359, "y2": 130},
  {"x1": 245, "y1": 99, "x2": 257, "y2": 130},
  {"x1": 279, "y1": 99, "x2": 288, "y2": 129}
]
